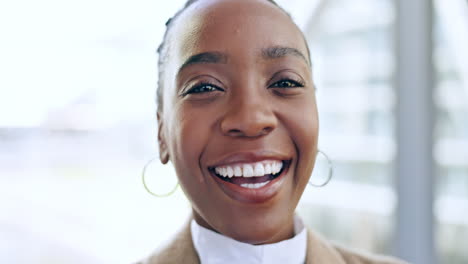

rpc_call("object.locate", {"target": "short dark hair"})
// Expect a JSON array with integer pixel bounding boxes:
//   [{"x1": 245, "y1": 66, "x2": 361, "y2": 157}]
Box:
[{"x1": 156, "y1": 0, "x2": 298, "y2": 112}]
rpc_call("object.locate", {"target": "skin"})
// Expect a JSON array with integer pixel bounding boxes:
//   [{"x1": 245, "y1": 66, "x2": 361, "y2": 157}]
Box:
[{"x1": 158, "y1": 0, "x2": 319, "y2": 245}]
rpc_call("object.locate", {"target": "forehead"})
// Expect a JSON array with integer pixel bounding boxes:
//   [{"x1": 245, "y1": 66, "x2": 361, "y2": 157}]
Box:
[{"x1": 170, "y1": 0, "x2": 308, "y2": 62}]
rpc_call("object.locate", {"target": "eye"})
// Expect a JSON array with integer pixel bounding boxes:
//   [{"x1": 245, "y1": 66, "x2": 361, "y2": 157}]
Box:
[
  {"x1": 185, "y1": 83, "x2": 223, "y2": 95},
  {"x1": 270, "y1": 79, "x2": 304, "y2": 88}
]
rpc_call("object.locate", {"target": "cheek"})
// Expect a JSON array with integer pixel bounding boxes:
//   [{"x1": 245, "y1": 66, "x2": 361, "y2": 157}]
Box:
[
  {"x1": 299, "y1": 101, "x2": 319, "y2": 149},
  {"x1": 280, "y1": 96, "x2": 319, "y2": 179},
  {"x1": 301, "y1": 106, "x2": 319, "y2": 172},
  {"x1": 166, "y1": 104, "x2": 212, "y2": 185}
]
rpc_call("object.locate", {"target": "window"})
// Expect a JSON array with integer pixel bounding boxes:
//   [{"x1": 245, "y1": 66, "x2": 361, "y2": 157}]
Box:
[
  {"x1": 289, "y1": 0, "x2": 397, "y2": 255},
  {"x1": 434, "y1": 0, "x2": 468, "y2": 263}
]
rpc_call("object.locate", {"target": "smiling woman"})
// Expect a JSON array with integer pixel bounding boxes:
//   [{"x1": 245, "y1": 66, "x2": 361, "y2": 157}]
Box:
[{"x1": 138, "y1": 0, "x2": 407, "y2": 263}]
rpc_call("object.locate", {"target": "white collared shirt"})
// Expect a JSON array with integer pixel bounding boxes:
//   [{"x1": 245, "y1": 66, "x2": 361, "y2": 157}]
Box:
[{"x1": 190, "y1": 216, "x2": 307, "y2": 264}]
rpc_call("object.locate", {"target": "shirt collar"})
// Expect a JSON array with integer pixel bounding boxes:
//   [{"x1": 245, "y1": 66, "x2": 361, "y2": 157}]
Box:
[{"x1": 190, "y1": 216, "x2": 307, "y2": 264}]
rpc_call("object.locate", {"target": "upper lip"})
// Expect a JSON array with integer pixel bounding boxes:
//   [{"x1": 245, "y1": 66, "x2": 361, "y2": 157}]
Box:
[{"x1": 207, "y1": 150, "x2": 293, "y2": 168}]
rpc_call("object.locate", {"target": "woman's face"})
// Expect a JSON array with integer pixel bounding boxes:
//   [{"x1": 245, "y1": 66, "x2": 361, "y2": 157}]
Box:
[{"x1": 158, "y1": 0, "x2": 318, "y2": 244}]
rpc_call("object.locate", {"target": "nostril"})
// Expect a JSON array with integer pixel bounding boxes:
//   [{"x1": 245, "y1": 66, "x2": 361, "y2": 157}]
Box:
[
  {"x1": 262, "y1": 127, "x2": 273, "y2": 134},
  {"x1": 220, "y1": 107, "x2": 277, "y2": 137},
  {"x1": 228, "y1": 129, "x2": 243, "y2": 136},
  {"x1": 226, "y1": 127, "x2": 273, "y2": 138}
]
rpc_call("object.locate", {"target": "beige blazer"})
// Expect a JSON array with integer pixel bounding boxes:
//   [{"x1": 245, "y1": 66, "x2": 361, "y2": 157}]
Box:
[{"x1": 138, "y1": 223, "x2": 408, "y2": 264}]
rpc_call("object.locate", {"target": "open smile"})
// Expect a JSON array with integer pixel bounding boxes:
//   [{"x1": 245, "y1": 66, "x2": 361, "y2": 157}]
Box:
[{"x1": 208, "y1": 159, "x2": 292, "y2": 203}]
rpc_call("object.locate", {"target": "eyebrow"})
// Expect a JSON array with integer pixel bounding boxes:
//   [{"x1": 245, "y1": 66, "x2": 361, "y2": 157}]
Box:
[
  {"x1": 178, "y1": 52, "x2": 228, "y2": 74},
  {"x1": 177, "y1": 46, "x2": 309, "y2": 75},
  {"x1": 262, "y1": 46, "x2": 309, "y2": 65}
]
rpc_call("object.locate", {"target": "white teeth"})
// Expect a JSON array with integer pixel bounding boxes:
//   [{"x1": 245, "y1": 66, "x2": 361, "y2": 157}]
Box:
[
  {"x1": 227, "y1": 167, "x2": 234, "y2": 178},
  {"x1": 240, "y1": 181, "x2": 270, "y2": 189},
  {"x1": 243, "y1": 164, "x2": 254, "y2": 177},
  {"x1": 234, "y1": 166, "x2": 242, "y2": 176},
  {"x1": 214, "y1": 160, "x2": 285, "y2": 178},
  {"x1": 254, "y1": 163, "x2": 265, "y2": 176},
  {"x1": 272, "y1": 161, "x2": 282, "y2": 175},
  {"x1": 265, "y1": 164, "x2": 272, "y2": 174}
]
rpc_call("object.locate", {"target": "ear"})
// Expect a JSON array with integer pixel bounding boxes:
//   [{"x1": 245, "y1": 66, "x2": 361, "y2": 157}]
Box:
[{"x1": 157, "y1": 111, "x2": 170, "y2": 164}]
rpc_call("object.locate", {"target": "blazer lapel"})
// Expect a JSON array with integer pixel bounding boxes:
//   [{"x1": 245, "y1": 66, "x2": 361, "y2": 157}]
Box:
[
  {"x1": 145, "y1": 221, "x2": 200, "y2": 264},
  {"x1": 305, "y1": 230, "x2": 346, "y2": 264}
]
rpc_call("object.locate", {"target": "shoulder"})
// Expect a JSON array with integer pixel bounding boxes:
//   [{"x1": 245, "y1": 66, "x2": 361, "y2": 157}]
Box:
[
  {"x1": 135, "y1": 222, "x2": 408, "y2": 264},
  {"x1": 306, "y1": 229, "x2": 409, "y2": 264},
  {"x1": 134, "y1": 222, "x2": 200, "y2": 264},
  {"x1": 333, "y1": 244, "x2": 409, "y2": 264}
]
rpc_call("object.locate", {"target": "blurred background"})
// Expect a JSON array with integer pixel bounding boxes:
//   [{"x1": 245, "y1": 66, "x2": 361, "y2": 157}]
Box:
[{"x1": 0, "y1": 0, "x2": 466, "y2": 263}]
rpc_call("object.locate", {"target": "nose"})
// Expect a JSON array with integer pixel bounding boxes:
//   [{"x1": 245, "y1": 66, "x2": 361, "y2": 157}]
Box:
[{"x1": 220, "y1": 94, "x2": 277, "y2": 138}]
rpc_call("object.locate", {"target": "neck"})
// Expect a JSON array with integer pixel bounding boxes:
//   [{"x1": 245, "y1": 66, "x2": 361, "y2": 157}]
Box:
[{"x1": 192, "y1": 209, "x2": 296, "y2": 245}]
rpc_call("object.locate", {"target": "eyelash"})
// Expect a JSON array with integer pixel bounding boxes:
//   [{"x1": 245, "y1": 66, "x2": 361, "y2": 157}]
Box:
[
  {"x1": 184, "y1": 82, "x2": 223, "y2": 95},
  {"x1": 269, "y1": 78, "x2": 305, "y2": 88},
  {"x1": 183, "y1": 78, "x2": 304, "y2": 96}
]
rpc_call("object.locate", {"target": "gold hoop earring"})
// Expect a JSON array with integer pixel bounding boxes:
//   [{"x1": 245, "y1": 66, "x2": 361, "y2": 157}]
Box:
[
  {"x1": 309, "y1": 150, "x2": 333, "y2": 187},
  {"x1": 142, "y1": 158, "x2": 179, "y2": 197}
]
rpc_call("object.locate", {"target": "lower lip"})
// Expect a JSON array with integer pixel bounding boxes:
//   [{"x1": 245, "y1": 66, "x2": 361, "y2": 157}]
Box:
[{"x1": 211, "y1": 164, "x2": 290, "y2": 204}]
